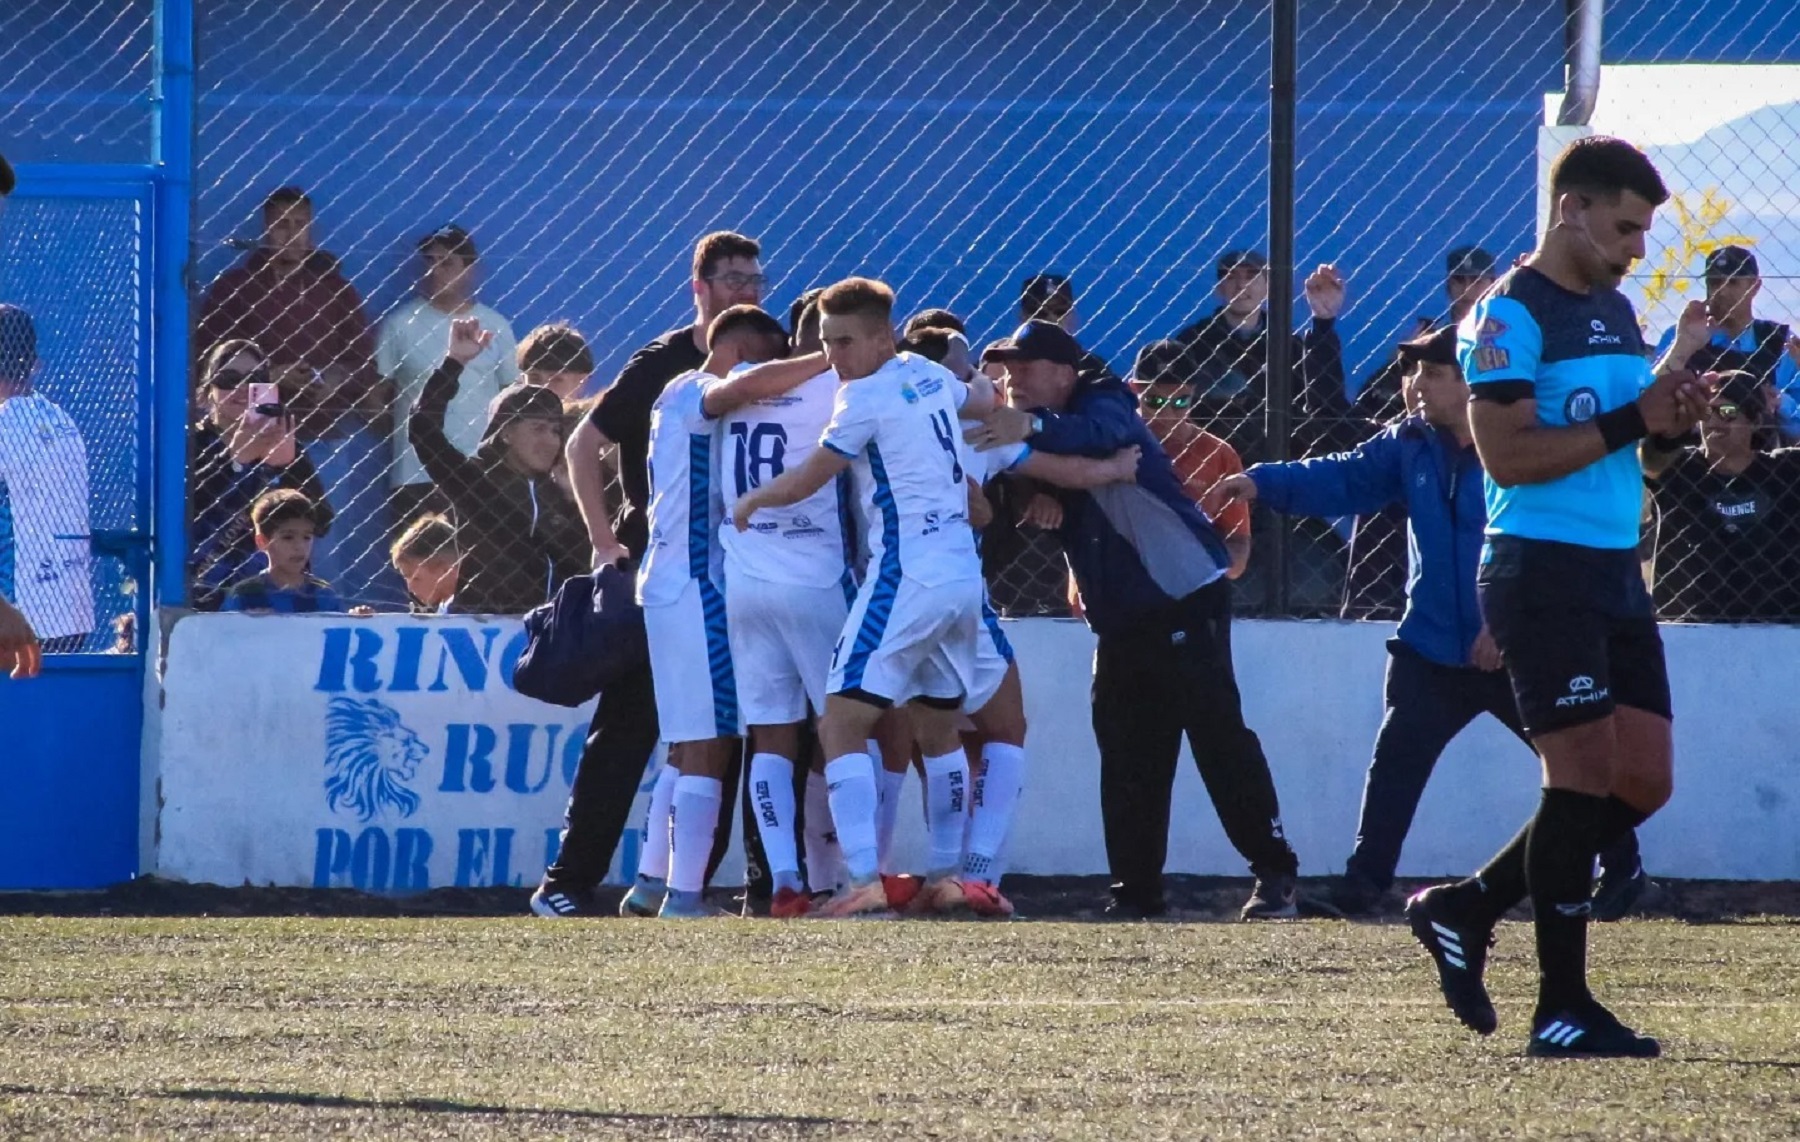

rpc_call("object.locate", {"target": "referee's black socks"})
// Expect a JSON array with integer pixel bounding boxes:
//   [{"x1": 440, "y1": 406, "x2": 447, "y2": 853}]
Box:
[
  {"x1": 1527, "y1": 788, "x2": 1611, "y2": 1012},
  {"x1": 1446, "y1": 793, "x2": 1651, "y2": 928}
]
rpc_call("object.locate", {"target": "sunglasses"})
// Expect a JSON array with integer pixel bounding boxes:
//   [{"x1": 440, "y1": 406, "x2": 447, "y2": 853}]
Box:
[
  {"x1": 1141, "y1": 392, "x2": 1194, "y2": 411},
  {"x1": 210, "y1": 363, "x2": 269, "y2": 390},
  {"x1": 706, "y1": 272, "x2": 766, "y2": 291},
  {"x1": 1709, "y1": 402, "x2": 1745, "y2": 421}
]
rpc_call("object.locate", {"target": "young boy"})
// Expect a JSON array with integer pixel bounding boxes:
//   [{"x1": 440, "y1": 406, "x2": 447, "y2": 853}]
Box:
[
  {"x1": 390, "y1": 513, "x2": 461, "y2": 614},
  {"x1": 221, "y1": 489, "x2": 346, "y2": 613}
]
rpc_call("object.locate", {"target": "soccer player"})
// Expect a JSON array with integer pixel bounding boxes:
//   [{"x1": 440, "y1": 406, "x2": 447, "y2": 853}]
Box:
[
  {"x1": 732, "y1": 278, "x2": 995, "y2": 918},
  {"x1": 628, "y1": 305, "x2": 825, "y2": 919},
  {"x1": 1405, "y1": 136, "x2": 1706, "y2": 1058}
]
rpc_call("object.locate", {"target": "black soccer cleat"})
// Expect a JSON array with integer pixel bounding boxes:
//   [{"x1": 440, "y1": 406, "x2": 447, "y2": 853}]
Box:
[
  {"x1": 1527, "y1": 1002, "x2": 1661, "y2": 1059},
  {"x1": 529, "y1": 883, "x2": 605, "y2": 919},
  {"x1": 1591, "y1": 856, "x2": 1649, "y2": 923},
  {"x1": 1405, "y1": 885, "x2": 1498, "y2": 1036}
]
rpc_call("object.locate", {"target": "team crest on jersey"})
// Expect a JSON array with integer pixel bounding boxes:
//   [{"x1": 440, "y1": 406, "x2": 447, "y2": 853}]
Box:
[
  {"x1": 900, "y1": 384, "x2": 920, "y2": 404},
  {"x1": 1563, "y1": 387, "x2": 1599, "y2": 423}
]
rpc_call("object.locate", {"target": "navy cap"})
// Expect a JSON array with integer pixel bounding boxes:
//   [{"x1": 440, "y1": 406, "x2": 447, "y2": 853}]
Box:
[
  {"x1": 980, "y1": 320, "x2": 1084, "y2": 368},
  {"x1": 0, "y1": 304, "x2": 38, "y2": 381},
  {"x1": 1396, "y1": 324, "x2": 1459, "y2": 368},
  {"x1": 420, "y1": 222, "x2": 478, "y2": 262},
  {"x1": 1705, "y1": 245, "x2": 1759, "y2": 280},
  {"x1": 1446, "y1": 245, "x2": 1496, "y2": 277},
  {"x1": 0, "y1": 151, "x2": 14, "y2": 197},
  {"x1": 1216, "y1": 249, "x2": 1268, "y2": 279}
]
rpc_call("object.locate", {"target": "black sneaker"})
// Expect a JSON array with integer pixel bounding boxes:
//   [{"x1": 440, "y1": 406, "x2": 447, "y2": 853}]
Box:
[
  {"x1": 1528, "y1": 1002, "x2": 1661, "y2": 1059},
  {"x1": 1241, "y1": 874, "x2": 1298, "y2": 920},
  {"x1": 1405, "y1": 884, "x2": 1498, "y2": 1035},
  {"x1": 1591, "y1": 857, "x2": 1649, "y2": 922},
  {"x1": 1329, "y1": 870, "x2": 1387, "y2": 918},
  {"x1": 1103, "y1": 887, "x2": 1168, "y2": 920},
  {"x1": 529, "y1": 883, "x2": 603, "y2": 919}
]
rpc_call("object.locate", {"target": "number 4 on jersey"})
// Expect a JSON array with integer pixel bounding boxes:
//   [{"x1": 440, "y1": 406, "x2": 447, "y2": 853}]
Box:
[{"x1": 929, "y1": 408, "x2": 964, "y2": 484}]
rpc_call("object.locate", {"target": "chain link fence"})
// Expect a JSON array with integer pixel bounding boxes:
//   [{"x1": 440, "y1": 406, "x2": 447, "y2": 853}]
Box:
[{"x1": 9, "y1": 0, "x2": 1800, "y2": 626}]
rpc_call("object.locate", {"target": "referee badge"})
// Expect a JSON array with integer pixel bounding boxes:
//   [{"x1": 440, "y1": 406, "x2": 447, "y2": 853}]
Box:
[{"x1": 1564, "y1": 387, "x2": 1599, "y2": 423}]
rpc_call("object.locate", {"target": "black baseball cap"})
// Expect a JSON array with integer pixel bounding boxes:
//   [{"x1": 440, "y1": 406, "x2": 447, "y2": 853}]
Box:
[
  {"x1": 1711, "y1": 370, "x2": 1768, "y2": 422},
  {"x1": 980, "y1": 321, "x2": 1084, "y2": 368},
  {"x1": 482, "y1": 382, "x2": 565, "y2": 446},
  {"x1": 420, "y1": 223, "x2": 478, "y2": 262},
  {"x1": 1446, "y1": 245, "x2": 1496, "y2": 277},
  {"x1": 1216, "y1": 249, "x2": 1268, "y2": 279},
  {"x1": 0, "y1": 151, "x2": 14, "y2": 197},
  {"x1": 1396, "y1": 324, "x2": 1459, "y2": 368},
  {"x1": 0, "y1": 304, "x2": 38, "y2": 380},
  {"x1": 1705, "y1": 245, "x2": 1759, "y2": 280}
]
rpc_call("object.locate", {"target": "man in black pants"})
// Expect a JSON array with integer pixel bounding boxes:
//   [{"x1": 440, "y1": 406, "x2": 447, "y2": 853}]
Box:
[
  {"x1": 531, "y1": 231, "x2": 765, "y2": 918},
  {"x1": 968, "y1": 321, "x2": 1298, "y2": 920},
  {"x1": 1406, "y1": 136, "x2": 1704, "y2": 1057}
]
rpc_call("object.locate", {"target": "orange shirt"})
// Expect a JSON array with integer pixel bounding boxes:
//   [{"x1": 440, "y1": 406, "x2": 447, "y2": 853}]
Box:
[{"x1": 1158, "y1": 422, "x2": 1250, "y2": 538}]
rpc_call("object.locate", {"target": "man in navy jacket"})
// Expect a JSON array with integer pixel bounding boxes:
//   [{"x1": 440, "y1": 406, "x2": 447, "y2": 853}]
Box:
[
  {"x1": 1214, "y1": 326, "x2": 1638, "y2": 915},
  {"x1": 970, "y1": 322, "x2": 1300, "y2": 920}
]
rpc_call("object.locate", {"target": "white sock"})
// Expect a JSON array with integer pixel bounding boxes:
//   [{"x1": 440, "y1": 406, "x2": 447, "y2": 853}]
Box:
[
  {"x1": 749, "y1": 752, "x2": 801, "y2": 889},
  {"x1": 922, "y1": 750, "x2": 971, "y2": 877},
  {"x1": 667, "y1": 774, "x2": 723, "y2": 894},
  {"x1": 963, "y1": 742, "x2": 1025, "y2": 884},
  {"x1": 637, "y1": 763, "x2": 679, "y2": 882},
  {"x1": 875, "y1": 768, "x2": 907, "y2": 874},
  {"x1": 803, "y1": 768, "x2": 843, "y2": 893},
  {"x1": 824, "y1": 753, "x2": 881, "y2": 883}
]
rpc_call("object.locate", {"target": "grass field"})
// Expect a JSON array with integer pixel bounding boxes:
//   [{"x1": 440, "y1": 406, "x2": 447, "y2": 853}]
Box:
[{"x1": 2, "y1": 914, "x2": 1797, "y2": 1139}]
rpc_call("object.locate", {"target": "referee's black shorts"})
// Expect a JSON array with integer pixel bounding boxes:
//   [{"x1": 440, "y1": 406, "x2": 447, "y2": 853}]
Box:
[{"x1": 1477, "y1": 535, "x2": 1672, "y2": 738}]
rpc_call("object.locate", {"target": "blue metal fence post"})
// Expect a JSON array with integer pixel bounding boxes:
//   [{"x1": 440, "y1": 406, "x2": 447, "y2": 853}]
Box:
[{"x1": 151, "y1": 0, "x2": 196, "y2": 607}]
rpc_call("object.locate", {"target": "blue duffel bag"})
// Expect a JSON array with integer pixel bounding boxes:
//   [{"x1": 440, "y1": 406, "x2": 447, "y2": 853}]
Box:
[{"x1": 513, "y1": 563, "x2": 647, "y2": 707}]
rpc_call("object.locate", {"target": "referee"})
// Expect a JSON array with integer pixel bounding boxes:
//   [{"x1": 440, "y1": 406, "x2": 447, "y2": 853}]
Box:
[
  {"x1": 1404, "y1": 137, "x2": 1705, "y2": 1058},
  {"x1": 972, "y1": 321, "x2": 1299, "y2": 921}
]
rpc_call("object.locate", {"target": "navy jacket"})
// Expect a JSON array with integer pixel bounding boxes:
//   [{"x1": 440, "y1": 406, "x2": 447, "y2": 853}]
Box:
[
  {"x1": 1247, "y1": 417, "x2": 1485, "y2": 666},
  {"x1": 1029, "y1": 374, "x2": 1234, "y2": 637}
]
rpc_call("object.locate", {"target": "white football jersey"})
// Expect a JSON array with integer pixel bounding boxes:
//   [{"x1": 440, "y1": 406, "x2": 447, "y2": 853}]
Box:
[
  {"x1": 717, "y1": 368, "x2": 850, "y2": 589},
  {"x1": 820, "y1": 353, "x2": 979, "y2": 588},
  {"x1": 0, "y1": 393, "x2": 94, "y2": 640},
  {"x1": 638, "y1": 370, "x2": 725, "y2": 606}
]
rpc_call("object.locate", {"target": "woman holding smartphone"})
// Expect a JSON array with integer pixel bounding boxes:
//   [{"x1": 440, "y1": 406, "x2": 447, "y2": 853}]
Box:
[{"x1": 188, "y1": 340, "x2": 335, "y2": 610}]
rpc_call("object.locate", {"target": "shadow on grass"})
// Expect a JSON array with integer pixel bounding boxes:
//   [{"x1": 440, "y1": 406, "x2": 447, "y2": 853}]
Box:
[{"x1": 0, "y1": 1084, "x2": 856, "y2": 1129}]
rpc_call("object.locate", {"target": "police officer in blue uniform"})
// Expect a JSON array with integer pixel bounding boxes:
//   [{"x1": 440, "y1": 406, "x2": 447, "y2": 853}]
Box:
[{"x1": 1402, "y1": 137, "x2": 1707, "y2": 1059}]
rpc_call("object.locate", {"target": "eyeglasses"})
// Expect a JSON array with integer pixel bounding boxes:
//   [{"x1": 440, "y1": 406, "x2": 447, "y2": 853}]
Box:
[
  {"x1": 706, "y1": 273, "x2": 766, "y2": 291},
  {"x1": 1709, "y1": 402, "x2": 1744, "y2": 421},
  {"x1": 1141, "y1": 392, "x2": 1194, "y2": 411},
  {"x1": 210, "y1": 363, "x2": 269, "y2": 390}
]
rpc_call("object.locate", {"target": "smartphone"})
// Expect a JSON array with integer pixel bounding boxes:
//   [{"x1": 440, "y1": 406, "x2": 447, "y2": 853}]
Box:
[{"x1": 245, "y1": 381, "x2": 282, "y2": 428}]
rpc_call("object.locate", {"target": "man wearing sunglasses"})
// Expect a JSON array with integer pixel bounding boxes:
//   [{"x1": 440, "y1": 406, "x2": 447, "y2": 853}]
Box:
[
  {"x1": 1132, "y1": 340, "x2": 1251, "y2": 579},
  {"x1": 543, "y1": 231, "x2": 766, "y2": 919}
]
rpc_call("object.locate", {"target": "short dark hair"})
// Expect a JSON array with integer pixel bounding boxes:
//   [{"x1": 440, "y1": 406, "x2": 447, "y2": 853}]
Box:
[
  {"x1": 1131, "y1": 339, "x2": 1187, "y2": 386},
  {"x1": 1549, "y1": 135, "x2": 1669, "y2": 208},
  {"x1": 706, "y1": 304, "x2": 789, "y2": 353},
  {"x1": 419, "y1": 223, "x2": 478, "y2": 263},
  {"x1": 904, "y1": 325, "x2": 958, "y2": 364},
  {"x1": 250, "y1": 488, "x2": 317, "y2": 538},
  {"x1": 262, "y1": 186, "x2": 313, "y2": 216},
  {"x1": 517, "y1": 323, "x2": 593, "y2": 376},
  {"x1": 904, "y1": 308, "x2": 966, "y2": 338},
  {"x1": 1020, "y1": 274, "x2": 1072, "y2": 319},
  {"x1": 817, "y1": 277, "x2": 895, "y2": 324},
  {"x1": 788, "y1": 288, "x2": 825, "y2": 335},
  {"x1": 693, "y1": 231, "x2": 761, "y2": 281},
  {"x1": 203, "y1": 339, "x2": 265, "y2": 387},
  {"x1": 391, "y1": 513, "x2": 460, "y2": 564}
]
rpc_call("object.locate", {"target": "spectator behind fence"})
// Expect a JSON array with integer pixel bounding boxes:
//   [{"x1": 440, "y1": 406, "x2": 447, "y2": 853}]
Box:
[
  {"x1": 1645, "y1": 370, "x2": 1800, "y2": 622},
  {"x1": 408, "y1": 318, "x2": 585, "y2": 615},
  {"x1": 969, "y1": 320, "x2": 1301, "y2": 920},
  {"x1": 380, "y1": 224, "x2": 519, "y2": 528},
  {"x1": 1020, "y1": 273, "x2": 1123, "y2": 385},
  {"x1": 0, "y1": 154, "x2": 41, "y2": 681},
  {"x1": 1130, "y1": 340, "x2": 1251, "y2": 578},
  {"x1": 1355, "y1": 245, "x2": 1497, "y2": 421},
  {"x1": 188, "y1": 341, "x2": 335, "y2": 611},
  {"x1": 517, "y1": 322, "x2": 593, "y2": 403},
  {"x1": 390, "y1": 513, "x2": 461, "y2": 615},
  {"x1": 903, "y1": 306, "x2": 964, "y2": 340},
  {"x1": 196, "y1": 186, "x2": 392, "y2": 605},
  {"x1": 221, "y1": 489, "x2": 345, "y2": 613},
  {"x1": 0, "y1": 304, "x2": 93, "y2": 652},
  {"x1": 1654, "y1": 246, "x2": 1800, "y2": 441}
]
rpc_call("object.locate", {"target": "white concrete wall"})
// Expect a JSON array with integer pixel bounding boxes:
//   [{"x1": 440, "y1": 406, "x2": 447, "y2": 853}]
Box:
[{"x1": 153, "y1": 613, "x2": 1800, "y2": 888}]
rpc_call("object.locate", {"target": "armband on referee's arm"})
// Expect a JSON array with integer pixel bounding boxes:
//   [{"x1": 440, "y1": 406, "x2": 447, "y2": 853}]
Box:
[{"x1": 1593, "y1": 402, "x2": 1648, "y2": 454}]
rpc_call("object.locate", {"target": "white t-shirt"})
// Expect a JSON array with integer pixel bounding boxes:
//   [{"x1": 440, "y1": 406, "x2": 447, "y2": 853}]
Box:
[
  {"x1": 718, "y1": 368, "x2": 849, "y2": 588},
  {"x1": 0, "y1": 393, "x2": 94, "y2": 640},
  {"x1": 821, "y1": 353, "x2": 980, "y2": 588},
  {"x1": 378, "y1": 298, "x2": 519, "y2": 487},
  {"x1": 638, "y1": 370, "x2": 725, "y2": 606}
]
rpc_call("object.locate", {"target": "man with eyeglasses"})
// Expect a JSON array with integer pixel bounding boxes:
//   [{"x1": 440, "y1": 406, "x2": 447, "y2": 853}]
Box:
[
  {"x1": 539, "y1": 231, "x2": 765, "y2": 919},
  {"x1": 1131, "y1": 340, "x2": 1251, "y2": 579}
]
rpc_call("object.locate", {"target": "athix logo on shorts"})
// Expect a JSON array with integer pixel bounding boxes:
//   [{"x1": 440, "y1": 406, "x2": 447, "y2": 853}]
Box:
[
  {"x1": 1587, "y1": 318, "x2": 1623, "y2": 347},
  {"x1": 1564, "y1": 387, "x2": 1600, "y2": 423},
  {"x1": 1553, "y1": 674, "x2": 1611, "y2": 709}
]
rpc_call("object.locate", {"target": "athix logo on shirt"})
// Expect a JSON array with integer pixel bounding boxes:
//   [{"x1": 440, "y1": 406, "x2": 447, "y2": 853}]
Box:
[
  {"x1": 1587, "y1": 318, "x2": 1624, "y2": 347},
  {"x1": 1554, "y1": 674, "x2": 1611, "y2": 708}
]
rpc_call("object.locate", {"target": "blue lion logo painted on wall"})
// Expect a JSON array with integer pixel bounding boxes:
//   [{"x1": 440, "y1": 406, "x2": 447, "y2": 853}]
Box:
[{"x1": 323, "y1": 697, "x2": 428, "y2": 822}]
